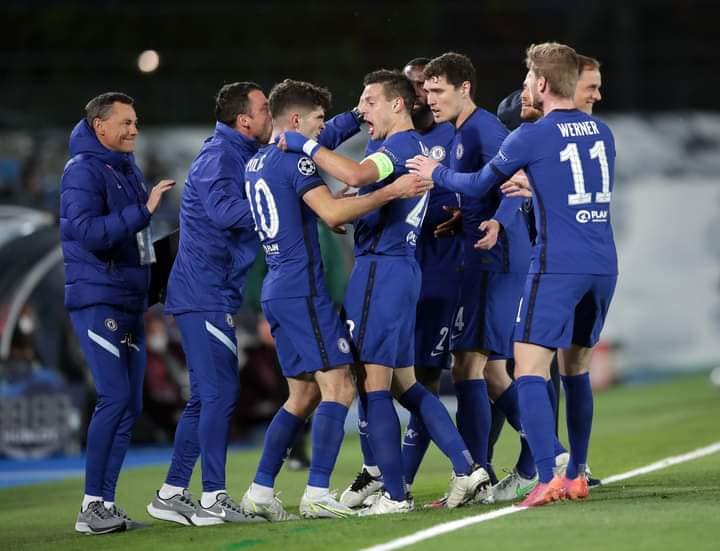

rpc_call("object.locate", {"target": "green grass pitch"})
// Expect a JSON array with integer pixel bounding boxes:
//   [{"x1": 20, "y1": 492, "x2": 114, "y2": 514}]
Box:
[{"x1": 2, "y1": 373, "x2": 719, "y2": 551}]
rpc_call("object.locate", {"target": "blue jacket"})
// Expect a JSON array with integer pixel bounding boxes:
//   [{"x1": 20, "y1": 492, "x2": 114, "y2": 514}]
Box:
[
  {"x1": 164, "y1": 112, "x2": 362, "y2": 315},
  {"x1": 164, "y1": 123, "x2": 260, "y2": 315},
  {"x1": 60, "y1": 120, "x2": 152, "y2": 313}
]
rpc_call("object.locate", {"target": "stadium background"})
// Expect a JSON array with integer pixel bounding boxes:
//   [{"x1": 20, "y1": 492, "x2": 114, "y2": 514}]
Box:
[{"x1": 0, "y1": 0, "x2": 718, "y2": 470}]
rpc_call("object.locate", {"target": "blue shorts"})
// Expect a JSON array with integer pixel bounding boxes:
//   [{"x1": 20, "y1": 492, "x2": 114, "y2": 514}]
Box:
[
  {"x1": 414, "y1": 272, "x2": 461, "y2": 370},
  {"x1": 450, "y1": 270, "x2": 526, "y2": 359},
  {"x1": 514, "y1": 273, "x2": 617, "y2": 349},
  {"x1": 343, "y1": 255, "x2": 421, "y2": 368},
  {"x1": 262, "y1": 294, "x2": 352, "y2": 378}
]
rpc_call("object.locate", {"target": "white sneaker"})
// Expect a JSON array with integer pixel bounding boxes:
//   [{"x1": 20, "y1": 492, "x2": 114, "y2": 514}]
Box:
[
  {"x1": 492, "y1": 469, "x2": 539, "y2": 502},
  {"x1": 358, "y1": 492, "x2": 414, "y2": 516},
  {"x1": 447, "y1": 466, "x2": 491, "y2": 508},
  {"x1": 240, "y1": 489, "x2": 297, "y2": 522},
  {"x1": 299, "y1": 491, "x2": 355, "y2": 519},
  {"x1": 339, "y1": 468, "x2": 384, "y2": 508},
  {"x1": 554, "y1": 452, "x2": 570, "y2": 477}
]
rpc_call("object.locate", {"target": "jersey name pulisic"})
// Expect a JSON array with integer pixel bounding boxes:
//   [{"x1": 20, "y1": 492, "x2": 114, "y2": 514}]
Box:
[
  {"x1": 354, "y1": 130, "x2": 430, "y2": 257},
  {"x1": 435, "y1": 109, "x2": 618, "y2": 275},
  {"x1": 245, "y1": 144, "x2": 328, "y2": 300},
  {"x1": 450, "y1": 107, "x2": 530, "y2": 273}
]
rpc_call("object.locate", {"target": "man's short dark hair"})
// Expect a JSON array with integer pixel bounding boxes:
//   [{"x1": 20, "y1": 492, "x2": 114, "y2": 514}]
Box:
[
  {"x1": 424, "y1": 52, "x2": 477, "y2": 98},
  {"x1": 405, "y1": 57, "x2": 431, "y2": 68},
  {"x1": 85, "y1": 92, "x2": 134, "y2": 127},
  {"x1": 268, "y1": 79, "x2": 332, "y2": 119},
  {"x1": 363, "y1": 70, "x2": 415, "y2": 115},
  {"x1": 215, "y1": 82, "x2": 264, "y2": 126}
]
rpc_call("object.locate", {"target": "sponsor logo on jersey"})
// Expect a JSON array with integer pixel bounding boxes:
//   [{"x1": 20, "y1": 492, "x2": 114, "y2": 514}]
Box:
[
  {"x1": 297, "y1": 157, "x2": 316, "y2": 176},
  {"x1": 576, "y1": 209, "x2": 609, "y2": 224},
  {"x1": 226, "y1": 313, "x2": 234, "y2": 328},
  {"x1": 337, "y1": 337, "x2": 350, "y2": 354},
  {"x1": 430, "y1": 145, "x2": 446, "y2": 161},
  {"x1": 263, "y1": 242, "x2": 280, "y2": 255},
  {"x1": 104, "y1": 318, "x2": 118, "y2": 332},
  {"x1": 455, "y1": 143, "x2": 464, "y2": 160},
  {"x1": 405, "y1": 231, "x2": 418, "y2": 247}
]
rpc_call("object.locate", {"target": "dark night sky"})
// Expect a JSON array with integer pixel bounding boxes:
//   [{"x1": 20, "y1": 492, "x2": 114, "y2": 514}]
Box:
[{"x1": 2, "y1": 0, "x2": 719, "y2": 126}]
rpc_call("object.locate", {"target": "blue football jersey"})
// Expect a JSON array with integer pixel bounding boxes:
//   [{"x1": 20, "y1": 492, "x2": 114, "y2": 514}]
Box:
[
  {"x1": 450, "y1": 107, "x2": 529, "y2": 273},
  {"x1": 354, "y1": 130, "x2": 430, "y2": 257},
  {"x1": 366, "y1": 122, "x2": 458, "y2": 269},
  {"x1": 433, "y1": 109, "x2": 618, "y2": 275},
  {"x1": 244, "y1": 144, "x2": 329, "y2": 300}
]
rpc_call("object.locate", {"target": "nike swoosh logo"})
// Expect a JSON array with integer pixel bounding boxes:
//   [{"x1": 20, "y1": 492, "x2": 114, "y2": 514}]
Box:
[
  {"x1": 430, "y1": 350, "x2": 444, "y2": 357},
  {"x1": 314, "y1": 503, "x2": 350, "y2": 517},
  {"x1": 516, "y1": 481, "x2": 538, "y2": 497},
  {"x1": 203, "y1": 508, "x2": 226, "y2": 518}
]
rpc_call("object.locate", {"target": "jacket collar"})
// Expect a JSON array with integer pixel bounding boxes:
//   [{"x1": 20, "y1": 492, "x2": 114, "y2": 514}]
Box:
[
  {"x1": 214, "y1": 122, "x2": 261, "y2": 156},
  {"x1": 69, "y1": 119, "x2": 135, "y2": 170}
]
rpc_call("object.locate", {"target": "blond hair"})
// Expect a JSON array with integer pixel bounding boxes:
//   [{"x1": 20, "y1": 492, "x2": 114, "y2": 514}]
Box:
[{"x1": 525, "y1": 42, "x2": 579, "y2": 99}]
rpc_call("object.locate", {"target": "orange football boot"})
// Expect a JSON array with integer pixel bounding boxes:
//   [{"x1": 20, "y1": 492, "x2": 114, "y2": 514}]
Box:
[
  {"x1": 519, "y1": 475, "x2": 565, "y2": 507},
  {"x1": 563, "y1": 473, "x2": 590, "y2": 500}
]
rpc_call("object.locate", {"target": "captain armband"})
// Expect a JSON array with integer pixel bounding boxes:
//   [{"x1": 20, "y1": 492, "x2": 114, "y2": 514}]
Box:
[{"x1": 362, "y1": 152, "x2": 394, "y2": 182}]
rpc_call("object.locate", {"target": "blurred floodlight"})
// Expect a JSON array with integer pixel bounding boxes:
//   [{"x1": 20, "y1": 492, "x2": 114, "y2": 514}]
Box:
[{"x1": 138, "y1": 50, "x2": 160, "y2": 73}]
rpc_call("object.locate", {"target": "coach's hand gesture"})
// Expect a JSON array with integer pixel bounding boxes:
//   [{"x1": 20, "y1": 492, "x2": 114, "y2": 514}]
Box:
[{"x1": 146, "y1": 179, "x2": 176, "y2": 214}]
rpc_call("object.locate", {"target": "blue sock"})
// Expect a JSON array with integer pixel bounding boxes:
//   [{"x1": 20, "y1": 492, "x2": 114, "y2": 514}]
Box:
[
  {"x1": 399, "y1": 383, "x2": 472, "y2": 476},
  {"x1": 547, "y1": 378, "x2": 559, "y2": 422},
  {"x1": 366, "y1": 390, "x2": 405, "y2": 501},
  {"x1": 547, "y1": 379, "x2": 567, "y2": 456},
  {"x1": 308, "y1": 402, "x2": 348, "y2": 488},
  {"x1": 494, "y1": 382, "x2": 536, "y2": 479},
  {"x1": 454, "y1": 380, "x2": 491, "y2": 469},
  {"x1": 254, "y1": 408, "x2": 304, "y2": 488},
  {"x1": 517, "y1": 376, "x2": 557, "y2": 483},
  {"x1": 402, "y1": 414, "x2": 431, "y2": 485},
  {"x1": 357, "y1": 393, "x2": 377, "y2": 468},
  {"x1": 562, "y1": 373, "x2": 593, "y2": 479}
]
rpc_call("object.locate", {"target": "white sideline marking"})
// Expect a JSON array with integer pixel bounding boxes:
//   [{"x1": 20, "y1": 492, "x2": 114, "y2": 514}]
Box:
[{"x1": 360, "y1": 441, "x2": 720, "y2": 551}]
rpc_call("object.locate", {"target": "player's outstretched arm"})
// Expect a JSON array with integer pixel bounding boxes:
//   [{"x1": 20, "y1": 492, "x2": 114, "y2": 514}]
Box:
[
  {"x1": 281, "y1": 131, "x2": 378, "y2": 187},
  {"x1": 302, "y1": 175, "x2": 431, "y2": 228},
  {"x1": 406, "y1": 155, "x2": 505, "y2": 198}
]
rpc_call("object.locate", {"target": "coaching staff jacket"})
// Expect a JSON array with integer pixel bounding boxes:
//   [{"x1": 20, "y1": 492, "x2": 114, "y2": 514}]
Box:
[
  {"x1": 60, "y1": 119, "x2": 151, "y2": 313},
  {"x1": 164, "y1": 122, "x2": 259, "y2": 316}
]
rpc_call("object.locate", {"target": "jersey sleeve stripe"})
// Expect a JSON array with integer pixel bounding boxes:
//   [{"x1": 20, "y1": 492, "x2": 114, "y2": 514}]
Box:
[
  {"x1": 297, "y1": 180, "x2": 325, "y2": 197},
  {"x1": 490, "y1": 163, "x2": 510, "y2": 180}
]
